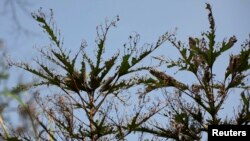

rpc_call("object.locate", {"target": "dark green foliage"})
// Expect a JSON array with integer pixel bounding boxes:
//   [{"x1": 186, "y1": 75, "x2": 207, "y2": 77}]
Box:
[
  {"x1": 2, "y1": 3, "x2": 249, "y2": 141},
  {"x1": 7, "y1": 9, "x2": 172, "y2": 141},
  {"x1": 137, "y1": 3, "x2": 250, "y2": 140}
]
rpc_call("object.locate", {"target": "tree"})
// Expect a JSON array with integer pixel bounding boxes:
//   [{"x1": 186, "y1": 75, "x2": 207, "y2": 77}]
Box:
[
  {"x1": 6, "y1": 8, "x2": 171, "y2": 141},
  {"x1": 2, "y1": 3, "x2": 249, "y2": 141},
  {"x1": 133, "y1": 3, "x2": 250, "y2": 140}
]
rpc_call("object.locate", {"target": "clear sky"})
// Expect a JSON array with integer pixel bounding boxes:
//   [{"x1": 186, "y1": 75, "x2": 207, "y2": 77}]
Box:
[
  {"x1": 0, "y1": 0, "x2": 250, "y2": 140},
  {"x1": 1, "y1": 0, "x2": 250, "y2": 57}
]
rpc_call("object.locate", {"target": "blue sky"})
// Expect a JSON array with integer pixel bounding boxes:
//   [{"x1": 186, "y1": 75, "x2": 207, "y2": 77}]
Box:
[
  {"x1": 0, "y1": 0, "x2": 250, "y2": 140},
  {"x1": 1, "y1": 0, "x2": 250, "y2": 57}
]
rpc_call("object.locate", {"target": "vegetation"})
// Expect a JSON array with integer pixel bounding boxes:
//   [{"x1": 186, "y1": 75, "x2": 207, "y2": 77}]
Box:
[
  {"x1": 0, "y1": 3, "x2": 249, "y2": 141},
  {"x1": 4, "y1": 7, "x2": 172, "y2": 141},
  {"x1": 132, "y1": 4, "x2": 250, "y2": 140},
  {"x1": 0, "y1": 41, "x2": 36, "y2": 141}
]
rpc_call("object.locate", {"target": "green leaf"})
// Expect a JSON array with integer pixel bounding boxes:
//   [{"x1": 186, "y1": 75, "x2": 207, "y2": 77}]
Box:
[
  {"x1": 241, "y1": 92, "x2": 248, "y2": 106},
  {"x1": 221, "y1": 36, "x2": 237, "y2": 52},
  {"x1": 96, "y1": 39, "x2": 105, "y2": 69},
  {"x1": 128, "y1": 112, "x2": 140, "y2": 130},
  {"x1": 100, "y1": 53, "x2": 119, "y2": 80},
  {"x1": 51, "y1": 50, "x2": 74, "y2": 74},
  {"x1": 118, "y1": 55, "x2": 130, "y2": 76},
  {"x1": 32, "y1": 11, "x2": 60, "y2": 47},
  {"x1": 6, "y1": 137, "x2": 22, "y2": 141}
]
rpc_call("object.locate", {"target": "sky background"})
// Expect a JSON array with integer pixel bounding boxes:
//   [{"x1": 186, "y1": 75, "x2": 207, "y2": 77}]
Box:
[{"x1": 0, "y1": 0, "x2": 250, "y2": 140}]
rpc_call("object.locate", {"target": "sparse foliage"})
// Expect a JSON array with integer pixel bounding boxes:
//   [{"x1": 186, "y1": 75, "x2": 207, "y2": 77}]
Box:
[
  {"x1": 0, "y1": 43, "x2": 37, "y2": 141},
  {"x1": 1, "y1": 3, "x2": 249, "y2": 141},
  {"x1": 134, "y1": 3, "x2": 250, "y2": 140},
  {"x1": 6, "y1": 8, "x2": 172, "y2": 141}
]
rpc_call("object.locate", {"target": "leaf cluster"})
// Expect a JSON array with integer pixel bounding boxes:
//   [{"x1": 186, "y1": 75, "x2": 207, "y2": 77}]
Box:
[
  {"x1": 5, "y1": 8, "x2": 173, "y2": 141},
  {"x1": 1, "y1": 3, "x2": 249, "y2": 141},
  {"x1": 138, "y1": 3, "x2": 250, "y2": 140}
]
